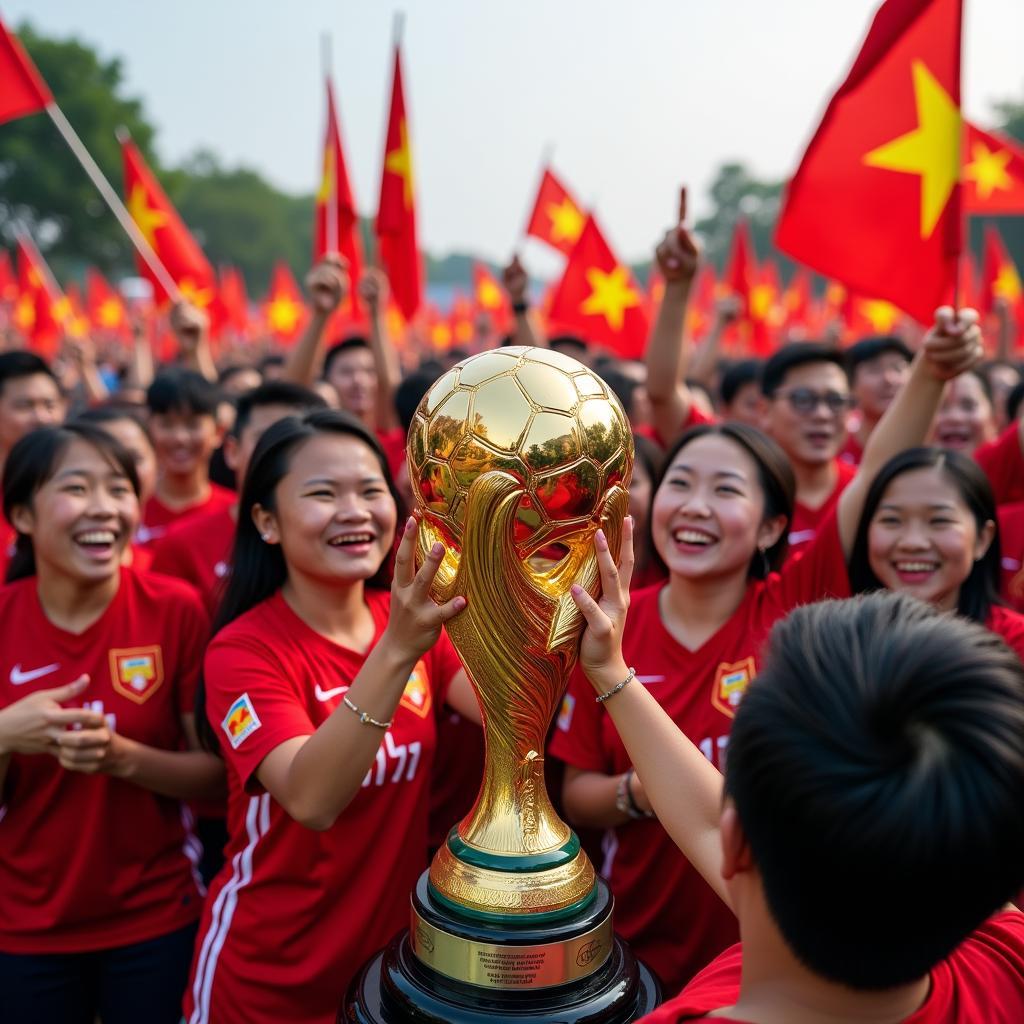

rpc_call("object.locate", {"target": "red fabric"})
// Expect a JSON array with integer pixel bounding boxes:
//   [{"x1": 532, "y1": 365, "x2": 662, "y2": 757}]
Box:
[
  {"x1": 85, "y1": 268, "x2": 129, "y2": 338},
  {"x1": 547, "y1": 214, "x2": 650, "y2": 359},
  {"x1": 979, "y1": 225, "x2": 1023, "y2": 321},
  {"x1": 975, "y1": 422, "x2": 1024, "y2": 505},
  {"x1": 775, "y1": 0, "x2": 964, "y2": 324},
  {"x1": 525, "y1": 167, "x2": 586, "y2": 256},
  {"x1": 262, "y1": 260, "x2": 309, "y2": 345},
  {"x1": 150, "y1": 505, "x2": 236, "y2": 617},
  {"x1": 638, "y1": 911, "x2": 1024, "y2": 1023},
  {"x1": 0, "y1": 509, "x2": 14, "y2": 582},
  {"x1": 15, "y1": 236, "x2": 62, "y2": 357},
  {"x1": 963, "y1": 122, "x2": 1024, "y2": 215},
  {"x1": 999, "y1": 502, "x2": 1024, "y2": 614},
  {"x1": 0, "y1": 18, "x2": 52, "y2": 125},
  {"x1": 185, "y1": 589, "x2": 462, "y2": 1024},
  {"x1": 139, "y1": 483, "x2": 235, "y2": 547},
  {"x1": 839, "y1": 432, "x2": 864, "y2": 466},
  {"x1": 788, "y1": 458, "x2": 857, "y2": 558},
  {"x1": 548, "y1": 514, "x2": 849, "y2": 991},
  {"x1": 428, "y1": 709, "x2": 485, "y2": 851},
  {"x1": 121, "y1": 138, "x2": 216, "y2": 308},
  {"x1": 377, "y1": 425, "x2": 407, "y2": 479},
  {"x1": 472, "y1": 262, "x2": 511, "y2": 332},
  {"x1": 0, "y1": 568, "x2": 208, "y2": 953},
  {"x1": 987, "y1": 605, "x2": 1024, "y2": 663},
  {"x1": 376, "y1": 45, "x2": 422, "y2": 321}
]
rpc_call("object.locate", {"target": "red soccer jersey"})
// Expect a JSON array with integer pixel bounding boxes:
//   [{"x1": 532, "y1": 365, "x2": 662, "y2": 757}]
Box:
[
  {"x1": 999, "y1": 502, "x2": 1024, "y2": 615},
  {"x1": 185, "y1": 588, "x2": 463, "y2": 1024},
  {"x1": 987, "y1": 605, "x2": 1024, "y2": 663},
  {"x1": 839, "y1": 431, "x2": 864, "y2": 466},
  {"x1": 976, "y1": 422, "x2": 1024, "y2": 506},
  {"x1": 0, "y1": 568, "x2": 208, "y2": 954},
  {"x1": 637, "y1": 911, "x2": 1024, "y2": 1023},
  {"x1": 150, "y1": 505, "x2": 236, "y2": 616},
  {"x1": 548, "y1": 514, "x2": 850, "y2": 991},
  {"x1": 0, "y1": 509, "x2": 14, "y2": 581},
  {"x1": 139, "y1": 482, "x2": 235, "y2": 547},
  {"x1": 787, "y1": 458, "x2": 856, "y2": 558},
  {"x1": 377, "y1": 425, "x2": 407, "y2": 478},
  {"x1": 644, "y1": 402, "x2": 717, "y2": 451}
]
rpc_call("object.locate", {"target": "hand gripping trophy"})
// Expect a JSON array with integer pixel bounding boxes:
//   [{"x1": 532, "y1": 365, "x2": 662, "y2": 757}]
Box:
[{"x1": 344, "y1": 347, "x2": 659, "y2": 1023}]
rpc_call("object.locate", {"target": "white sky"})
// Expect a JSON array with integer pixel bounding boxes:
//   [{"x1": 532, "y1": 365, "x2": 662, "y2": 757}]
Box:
[{"x1": 6, "y1": 0, "x2": 1024, "y2": 276}]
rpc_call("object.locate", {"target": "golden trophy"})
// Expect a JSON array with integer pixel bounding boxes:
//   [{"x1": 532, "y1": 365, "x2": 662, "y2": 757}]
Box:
[{"x1": 344, "y1": 347, "x2": 659, "y2": 1023}]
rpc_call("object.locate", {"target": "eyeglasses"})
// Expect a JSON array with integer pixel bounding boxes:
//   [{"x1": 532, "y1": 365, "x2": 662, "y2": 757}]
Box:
[{"x1": 772, "y1": 388, "x2": 853, "y2": 416}]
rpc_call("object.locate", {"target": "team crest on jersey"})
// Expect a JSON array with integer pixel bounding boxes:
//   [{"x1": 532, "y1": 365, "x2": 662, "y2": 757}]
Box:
[
  {"x1": 399, "y1": 660, "x2": 432, "y2": 719},
  {"x1": 557, "y1": 694, "x2": 575, "y2": 732},
  {"x1": 711, "y1": 657, "x2": 756, "y2": 718},
  {"x1": 109, "y1": 646, "x2": 164, "y2": 704},
  {"x1": 222, "y1": 693, "x2": 261, "y2": 749}
]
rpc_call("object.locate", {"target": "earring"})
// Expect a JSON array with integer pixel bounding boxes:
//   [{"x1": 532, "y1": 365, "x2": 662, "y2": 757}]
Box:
[{"x1": 260, "y1": 533, "x2": 270, "y2": 542}]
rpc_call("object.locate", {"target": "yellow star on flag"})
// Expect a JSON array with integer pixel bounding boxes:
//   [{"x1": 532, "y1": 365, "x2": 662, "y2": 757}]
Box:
[
  {"x1": 385, "y1": 120, "x2": 414, "y2": 210},
  {"x1": 964, "y1": 142, "x2": 1013, "y2": 200},
  {"x1": 179, "y1": 277, "x2": 214, "y2": 309},
  {"x1": 51, "y1": 296, "x2": 72, "y2": 326},
  {"x1": 477, "y1": 277, "x2": 503, "y2": 309},
  {"x1": 580, "y1": 266, "x2": 640, "y2": 331},
  {"x1": 317, "y1": 147, "x2": 335, "y2": 203},
  {"x1": 127, "y1": 183, "x2": 168, "y2": 249},
  {"x1": 994, "y1": 263, "x2": 1022, "y2": 303},
  {"x1": 749, "y1": 283, "x2": 776, "y2": 321},
  {"x1": 858, "y1": 298, "x2": 901, "y2": 332},
  {"x1": 863, "y1": 60, "x2": 961, "y2": 239},
  {"x1": 546, "y1": 198, "x2": 584, "y2": 245},
  {"x1": 267, "y1": 296, "x2": 303, "y2": 334},
  {"x1": 98, "y1": 298, "x2": 124, "y2": 329},
  {"x1": 14, "y1": 293, "x2": 35, "y2": 330}
]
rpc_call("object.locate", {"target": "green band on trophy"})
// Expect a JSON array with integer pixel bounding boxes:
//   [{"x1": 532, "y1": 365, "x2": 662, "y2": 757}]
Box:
[
  {"x1": 447, "y1": 828, "x2": 581, "y2": 873},
  {"x1": 410, "y1": 904, "x2": 613, "y2": 990},
  {"x1": 427, "y1": 882, "x2": 597, "y2": 927}
]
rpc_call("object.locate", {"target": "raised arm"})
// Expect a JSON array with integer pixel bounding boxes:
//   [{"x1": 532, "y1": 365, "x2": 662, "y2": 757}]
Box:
[
  {"x1": 646, "y1": 188, "x2": 701, "y2": 445},
  {"x1": 170, "y1": 301, "x2": 217, "y2": 382},
  {"x1": 502, "y1": 255, "x2": 546, "y2": 348},
  {"x1": 280, "y1": 258, "x2": 348, "y2": 388},
  {"x1": 836, "y1": 307, "x2": 984, "y2": 556},
  {"x1": 358, "y1": 269, "x2": 401, "y2": 431}
]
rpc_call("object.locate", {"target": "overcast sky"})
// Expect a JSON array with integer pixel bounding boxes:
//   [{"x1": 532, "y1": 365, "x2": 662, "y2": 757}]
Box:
[{"x1": 7, "y1": 1, "x2": 1023, "y2": 275}]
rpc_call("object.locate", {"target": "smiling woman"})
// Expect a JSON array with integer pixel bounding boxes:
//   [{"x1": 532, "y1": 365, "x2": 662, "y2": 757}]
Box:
[{"x1": 0, "y1": 423, "x2": 223, "y2": 1024}]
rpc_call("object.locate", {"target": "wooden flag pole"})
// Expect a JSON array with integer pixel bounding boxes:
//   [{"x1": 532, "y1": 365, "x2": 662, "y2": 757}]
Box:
[{"x1": 46, "y1": 105, "x2": 182, "y2": 303}]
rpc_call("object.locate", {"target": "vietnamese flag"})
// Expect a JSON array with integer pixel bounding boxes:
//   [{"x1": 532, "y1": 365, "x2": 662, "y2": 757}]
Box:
[
  {"x1": 525, "y1": 168, "x2": 585, "y2": 256},
  {"x1": 979, "y1": 226, "x2": 1023, "y2": 320},
  {"x1": 781, "y1": 268, "x2": 812, "y2": 334},
  {"x1": 86, "y1": 268, "x2": 129, "y2": 337},
  {"x1": 217, "y1": 266, "x2": 249, "y2": 337},
  {"x1": 15, "y1": 236, "x2": 63, "y2": 356},
  {"x1": 472, "y1": 262, "x2": 510, "y2": 331},
  {"x1": 0, "y1": 250, "x2": 16, "y2": 303},
  {"x1": 450, "y1": 292, "x2": 475, "y2": 348},
  {"x1": 263, "y1": 261, "x2": 308, "y2": 345},
  {"x1": 749, "y1": 259, "x2": 783, "y2": 355},
  {"x1": 776, "y1": 0, "x2": 963, "y2": 324},
  {"x1": 0, "y1": 18, "x2": 52, "y2": 126},
  {"x1": 722, "y1": 218, "x2": 756, "y2": 317},
  {"x1": 376, "y1": 43, "x2": 422, "y2": 321},
  {"x1": 684, "y1": 264, "x2": 716, "y2": 342},
  {"x1": 122, "y1": 138, "x2": 216, "y2": 308},
  {"x1": 962, "y1": 121, "x2": 1024, "y2": 215},
  {"x1": 547, "y1": 215, "x2": 649, "y2": 358}
]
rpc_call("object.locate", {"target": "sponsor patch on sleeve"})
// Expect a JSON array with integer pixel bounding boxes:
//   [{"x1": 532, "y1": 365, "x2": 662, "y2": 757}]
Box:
[
  {"x1": 557, "y1": 693, "x2": 575, "y2": 732},
  {"x1": 221, "y1": 692, "x2": 261, "y2": 749}
]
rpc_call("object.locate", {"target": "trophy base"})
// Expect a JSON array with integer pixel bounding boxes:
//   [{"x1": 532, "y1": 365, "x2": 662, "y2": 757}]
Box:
[{"x1": 341, "y1": 874, "x2": 660, "y2": 1023}]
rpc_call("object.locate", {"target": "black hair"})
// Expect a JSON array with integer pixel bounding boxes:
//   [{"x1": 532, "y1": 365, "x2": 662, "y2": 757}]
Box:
[
  {"x1": 395, "y1": 370, "x2": 441, "y2": 432},
  {"x1": 848, "y1": 447, "x2": 1002, "y2": 623},
  {"x1": 761, "y1": 342, "x2": 849, "y2": 397},
  {"x1": 600, "y1": 367, "x2": 640, "y2": 422},
  {"x1": 257, "y1": 354, "x2": 285, "y2": 374},
  {"x1": 0, "y1": 350, "x2": 58, "y2": 400},
  {"x1": 548, "y1": 334, "x2": 589, "y2": 358},
  {"x1": 146, "y1": 369, "x2": 221, "y2": 418},
  {"x1": 218, "y1": 364, "x2": 260, "y2": 388},
  {"x1": 1006, "y1": 381, "x2": 1024, "y2": 425},
  {"x1": 719, "y1": 358, "x2": 763, "y2": 408},
  {"x1": 231, "y1": 381, "x2": 327, "y2": 440},
  {"x1": 323, "y1": 336, "x2": 370, "y2": 379},
  {"x1": 844, "y1": 335, "x2": 913, "y2": 378},
  {"x1": 726, "y1": 592, "x2": 1024, "y2": 989},
  {"x1": 76, "y1": 403, "x2": 154, "y2": 444},
  {"x1": 652, "y1": 423, "x2": 795, "y2": 579},
  {"x1": 196, "y1": 410, "x2": 403, "y2": 751},
  {"x1": 3, "y1": 424, "x2": 140, "y2": 582}
]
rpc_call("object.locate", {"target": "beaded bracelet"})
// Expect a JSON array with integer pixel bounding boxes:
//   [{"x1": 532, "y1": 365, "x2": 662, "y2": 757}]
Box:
[
  {"x1": 595, "y1": 667, "x2": 636, "y2": 704},
  {"x1": 342, "y1": 695, "x2": 392, "y2": 729}
]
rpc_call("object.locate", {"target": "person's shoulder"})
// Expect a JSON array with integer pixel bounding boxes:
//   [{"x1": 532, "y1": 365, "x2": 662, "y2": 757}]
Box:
[
  {"x1": 636, "y1": 943, "x2": 743, "y2": 1023},
  {"x1": 0, "y1": 575, "x2": 34, "y2": 614},
  {"x1": 937, "y1": 911, "x2": 1024, "y2": 1010},
  {"x1": 208, "y1": 593, "x2": 285, "y2": 652},
  {"x1": 627, "y1": 582, "x2": 664, "y2": 616}
]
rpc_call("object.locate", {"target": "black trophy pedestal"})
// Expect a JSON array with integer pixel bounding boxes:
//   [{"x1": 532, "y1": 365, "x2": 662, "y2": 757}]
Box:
[{"x1": 341, "y1": 874, "x2": 660, "y2": 1023}]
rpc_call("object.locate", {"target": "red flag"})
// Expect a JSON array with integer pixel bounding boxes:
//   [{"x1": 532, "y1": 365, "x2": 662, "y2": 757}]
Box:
[
  {"x1": 684, "y1": 264, "x2": 716, "y2": 342},
  {"x1": 0, "y1": 19, "x2": 52, "y2": 126},
  {"x1": 217, "y1": 266, "x2": 249, "y2": 337},
  {"x1": 962, "y1": 121, "x2": 1024, "y2": 215},
  {"x1": 15, "y1": 237, "x2": 62, "y2": 356},
  {"x1": 376, "y1": 44, "x2": 422, "y2": 321},
  {"x1": 722, "y1": 219, "x2": 756, "y2": 317},
  {"x1": 749, "y1": 259, "x2": 782, "y2": 355},
  {"x1": 314, "y1": 78, "x2": 364, "y2": 318},
  {"x1": 525, "y1": 168, "x2": 586, "y2": 256},
  {"x1": 262, "y1": 261, "x2": 308, "y2": 345},
  {"x1": 776, "y1": 0, "x2": 963, "y2": 324},
  {"x1": 122, "y1": 138, "x2": 216, "y2": 308},
  {"x1": 547, "y1": 215, "x2": 649, "y2": 358},
  {"x1": 0, "y1": 250, "x2": 16, "y2": 303},
  {"x1": 781, "y1": 268, "x2": 812, "y2": 333},
  {"x1": 86, "y1": 268, "x2": 129, "y2": 337},
  {"x1": 980, "y1": 226, "x2": 1023, "y2": 320},
  {"x1": 449, "y1": 292, "x2": 475, "y2": 348},
  {"x1": 472, "y1": 262, "x2": 510, "y2": 332}
]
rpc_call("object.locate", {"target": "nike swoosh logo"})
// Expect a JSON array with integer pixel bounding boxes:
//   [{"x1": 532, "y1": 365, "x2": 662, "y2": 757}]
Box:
[
  {"x1": 10, "y1": 662, "x2": 61, "y2": 685},
  {"x1": 314, "y1": 683, "x2": 350, "y2": 703}
]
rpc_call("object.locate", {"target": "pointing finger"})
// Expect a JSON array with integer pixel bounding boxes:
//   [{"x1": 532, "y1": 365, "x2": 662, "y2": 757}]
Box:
[
  {"x1": 678, "y1": 186, "x2": 688, "y2": 226},
  {"x1": 393, "y1": 518, "x2": 418, "y2": 588}
]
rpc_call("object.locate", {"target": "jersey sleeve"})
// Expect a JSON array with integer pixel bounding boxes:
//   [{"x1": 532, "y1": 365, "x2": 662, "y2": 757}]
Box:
[
  {"x1": 547, "y1": 666, "x2": 611, "y2": 774},
  {"x1": 764, "y1": 509, "x2": 851, "y2": 617},
  {"x1": 203, "y1": 631, "x2": 317, "y2": 791},
  {"x1": 976, "y1": 422, "x2": 1024, "y2": 506},
  {"x1": 944, "y1": 912, "x2": 1024, "y2": 1014},
  {"x1": 429, "y1": 627, "x2": 465, "y2": 706}
]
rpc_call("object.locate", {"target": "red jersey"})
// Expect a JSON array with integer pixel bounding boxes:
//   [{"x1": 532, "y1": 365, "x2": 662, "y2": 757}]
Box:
[
  {"x1": 839, "y1": 432, "x2": 864, "y2": 466},
  {"x1": 987, "y1": 605, "x2": 1024, "y2": 663},
  {"x1": 548, "y1": 514, "x2": 850, "y2": 991},
  {"x1": 185, "y1": 588, "x2": 463, "y2": 1024},
  {"x1": 638, "y1": 911, "x2": 1024, "y2": 1023},
  {"x1": 150, "y1": 505, "x2": 236, "y2": 616},
  {"x1": 976, "y1": 422, "x2": 1024, "y2": 506},
  {"x1": 643, "y1": 403, "x2": 717, "y2": 451},
  {"x1": 999, "y1": 502, "x2": 1024, "y2": 615},
  {"x1": 377, "y1": 425, "x2": 407, "y2": 478},
  {"x1": 0, "y1": 568, "x2": 208, "y2": 953},
  {"x1": 139, "y1": 482, "x2": 235, "y2": 546},
  {"x1": 788, "y1": 458, "x2": 856, "y2": 558},
  {"x1": 0, "y1": 508, "x2": 14, "y2": 580}
]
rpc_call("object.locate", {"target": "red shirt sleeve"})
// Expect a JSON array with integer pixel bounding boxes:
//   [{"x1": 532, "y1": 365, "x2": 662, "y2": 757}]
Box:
[
  {"x1": 547, "y1": 666, "x2": 610, "y2": 773},
  {"x1": 204, "y1": 630, "x2": 316, "y2": 791},
  {"x1": 976, "y1": 422, "x2": 1024, "y2": 506},
  {"x1": 429, "y1": 627, "x2": 465, "y2": 708},
  {"x1": 635, "y1": 942, "x2": 744, "y2": 1023},
  {"x1": 650, "y1": 401, "x2": 717, "y2": 449}
]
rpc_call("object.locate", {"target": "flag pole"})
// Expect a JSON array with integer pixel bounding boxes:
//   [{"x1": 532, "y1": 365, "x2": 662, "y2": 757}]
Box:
[
  {"x1": 320, "y1": 33, "x2": 339, "y2": 257},
  {"x1": 44, "y1": 107, "x2": 182, "y2": 303}
]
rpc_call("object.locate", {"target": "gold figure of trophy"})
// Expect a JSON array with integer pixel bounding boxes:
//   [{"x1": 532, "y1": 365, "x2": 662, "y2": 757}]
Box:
[{"x1": 404, "y1": 346, "x2": 634, "y2": 991}]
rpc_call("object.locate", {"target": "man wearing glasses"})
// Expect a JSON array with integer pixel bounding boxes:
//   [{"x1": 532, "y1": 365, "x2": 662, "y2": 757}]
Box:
[{"x1": 760, "y1": 343, "x2": 857, "y2": 559}]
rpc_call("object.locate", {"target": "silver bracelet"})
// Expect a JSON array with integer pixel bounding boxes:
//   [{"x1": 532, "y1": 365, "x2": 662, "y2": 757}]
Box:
[
  {"x1": 595, "y1": 667, "x2": 636, "y2": 704},
  {"x1": 342, "y1": 695, "x2": 392, "y2": 729}
]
